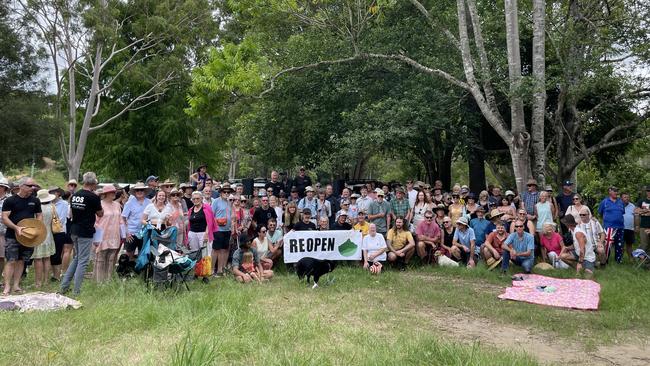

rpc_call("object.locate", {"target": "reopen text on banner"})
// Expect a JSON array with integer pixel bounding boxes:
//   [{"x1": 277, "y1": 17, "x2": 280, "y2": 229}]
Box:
[{"x1": 283, "y1": 230, "x2": 362, "y2": 263}]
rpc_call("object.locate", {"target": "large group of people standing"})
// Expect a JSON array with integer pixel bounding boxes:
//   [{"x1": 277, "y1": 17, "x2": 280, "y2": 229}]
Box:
[{"x1": 1, "y1": 165, "x2": 649, "y2": 295}]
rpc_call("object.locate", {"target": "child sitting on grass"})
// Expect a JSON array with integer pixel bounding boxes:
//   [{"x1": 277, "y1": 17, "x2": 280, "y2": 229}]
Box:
[{"x1": 240, "y1": 252, "x2": 260, "y2": 282}]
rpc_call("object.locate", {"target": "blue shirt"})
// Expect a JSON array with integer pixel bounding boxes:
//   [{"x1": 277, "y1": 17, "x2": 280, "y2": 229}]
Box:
[
  {"x1": 211, "y1": 197, "x2": 231, "y2": 232},
  {"x1": 623, "y1": 202, "x2": 635, "y2": 230},
  {"x1": 504, "y1": 232, "x2": 535, "y2": 257},
  {"x1": 453, "y1": 227, "x2": 476, "y2": 248},
  {"x1": 54, "y1": 199, "x2": 70, "y2": 230},
  {"x1": 598, "y1": 197, "x2": 624, "y2": 229},
  {"x1": 122, "y1": 197, "x2": 151, "y2": 234},
  {"x1": 522, "y1": 191, "x2": 539, "y2": 215},
  {"x1": 469, "y1": 218, "x2": 490, "y2": 246}
]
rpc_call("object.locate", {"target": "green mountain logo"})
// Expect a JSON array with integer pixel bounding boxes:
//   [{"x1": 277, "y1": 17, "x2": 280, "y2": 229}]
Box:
[{"x1": 338, "y1": 239, "x2": 358, "y2": 257}]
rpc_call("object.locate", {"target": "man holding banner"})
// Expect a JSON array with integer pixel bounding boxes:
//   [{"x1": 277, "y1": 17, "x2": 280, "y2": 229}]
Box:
[{"x1": 386, "y1": 217, "x2": 415, "y2": 271}]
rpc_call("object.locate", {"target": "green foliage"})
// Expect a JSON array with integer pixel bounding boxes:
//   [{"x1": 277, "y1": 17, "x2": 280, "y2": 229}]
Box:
[
  {"x1": 171, "y1": 334, "x2": 218, "y2": 366},
  {"x1": 578, "y1": 139, "x2": 650, "y2": 206}
]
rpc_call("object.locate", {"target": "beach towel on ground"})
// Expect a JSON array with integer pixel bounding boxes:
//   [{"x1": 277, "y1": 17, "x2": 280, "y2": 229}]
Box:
[{"x1": 498, "y1": 274, "x2": 600, "y2": 310}]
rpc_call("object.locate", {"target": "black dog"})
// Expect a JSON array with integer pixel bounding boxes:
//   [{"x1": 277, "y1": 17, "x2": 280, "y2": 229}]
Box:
[
  {"x1": 296, "y1": 257, "x2": 336, "y2": 288},
  {"x1": 116, "y1": 254, "x2": 136, "y2": 278}
]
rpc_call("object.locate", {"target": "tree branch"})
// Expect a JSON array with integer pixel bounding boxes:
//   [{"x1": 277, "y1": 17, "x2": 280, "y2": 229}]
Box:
[
  {"x1": 88, "y1": 72, "x2": 175, "y2": 132},
  {"x1": 407, "y1": 0, "x2": 460, "y2": 50},
  {"x1": 258, "y1": 52, "x2": 470, "y2": 98}
]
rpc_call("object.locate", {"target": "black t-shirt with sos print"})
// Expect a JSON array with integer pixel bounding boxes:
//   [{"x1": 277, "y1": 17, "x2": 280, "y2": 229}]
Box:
[{"x1": 70, "y1": 189, "x2": 102, "y2": 238}]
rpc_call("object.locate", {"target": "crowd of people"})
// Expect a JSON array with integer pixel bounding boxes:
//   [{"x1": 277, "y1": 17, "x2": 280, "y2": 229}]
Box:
[{"x1": 1, "y1": 165, "x2": 649, "y2": 295}]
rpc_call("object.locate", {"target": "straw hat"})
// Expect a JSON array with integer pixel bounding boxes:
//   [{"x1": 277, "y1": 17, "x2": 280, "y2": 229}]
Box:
[
  {"x1": 456, "y1": 216, "x2": 469, "y2": 226},
  {"x1": 160, "y1": 179, "x2": 175, "y2": 187},
  {"x1": 526, "y1": 179, "x2": 538, "y2": 187},
  {"x1": 534, "y1": 262, "x2": 554, "y2": 271},
  {"x1": 487, "y1": 257, "x2": 502, "y2": 271},
  {"x1": 220, "y1": 182, "x2": 233, "y2": 193},
  {"x1": 36, "y1": 189, "x2": 55, "y2": 203},
  {"x1": 488, "y1": 209, "x2": 504, "y2": 219},
  {"x1": 16, "y1": 218, "x2": 47, "y2": 247},
  {"x1": 131, "y1": 182, "x2": 147, "y2": 190}
]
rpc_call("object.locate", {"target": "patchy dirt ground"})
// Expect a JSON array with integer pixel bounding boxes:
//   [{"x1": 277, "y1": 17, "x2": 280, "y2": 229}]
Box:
[{"x1": 404, "y1": 273, "x2": 649, "y2": 366}]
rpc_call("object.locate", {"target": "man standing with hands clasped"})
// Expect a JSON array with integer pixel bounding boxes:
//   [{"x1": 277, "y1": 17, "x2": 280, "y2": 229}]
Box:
[{"x1": 60, "y1": 172, "x2": 103, "y2": 295}]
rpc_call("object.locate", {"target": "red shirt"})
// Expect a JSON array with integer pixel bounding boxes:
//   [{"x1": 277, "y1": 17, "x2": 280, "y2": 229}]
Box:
[
  {"x1": 540, "y1": 232, "x2": 563, "y2": 255},
  {"x1": 416, "y1": 220, "x2": 441, "y2": 240},
  {"x1": 485, "y1": 231, "x2": 507, "y2": 254}
]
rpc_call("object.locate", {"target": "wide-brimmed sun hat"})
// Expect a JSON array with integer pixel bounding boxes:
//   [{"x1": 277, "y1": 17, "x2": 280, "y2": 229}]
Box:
[
  {"x1": 16, "y1": 218, "x2": 47, "y2": 247},
  {"x1": 36, "y1": 189, "x2": 55, "y2": 203}
]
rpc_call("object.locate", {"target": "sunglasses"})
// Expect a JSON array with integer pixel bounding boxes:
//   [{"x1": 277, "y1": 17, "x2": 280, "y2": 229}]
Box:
[
  {"x1": 240, "y1": 200, "x2": 246, "y2": 202},
  {"x1": 580, "y1": 214, "x2": 589, "y2": 216},
  {"x1": 573, "y1": 198, "x2": 580, "y2": 201},
  {"x1": 425, "y1": 216, "x2": 433, "y2": 220},
  {"x1": 228, "y1": 199, "x2": 234, "y2": 202},
  {"x1": 443, "y1": 221, "x2": 451, "y2": 224},
  {"x1": 171, "y1": 194, "x2": 180, "y2": 197},
  {"x1": 24, "y1": 184, "x2": 37, "y2": 188},
  {"x1": 260, "y1": 230, "x2": 267, "y2": 233},
  {"x1": 515, "y1": 225, "x2": 524, "y2": 228}
]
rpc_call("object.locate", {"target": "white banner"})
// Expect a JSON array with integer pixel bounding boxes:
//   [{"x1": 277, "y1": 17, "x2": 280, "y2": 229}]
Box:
[{"x1": 283, "y1": 230, "x2": 363, "y2": 263}]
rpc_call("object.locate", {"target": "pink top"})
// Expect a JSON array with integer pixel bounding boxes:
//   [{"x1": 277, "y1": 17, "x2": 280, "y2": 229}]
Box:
[
  {"x1": 95, "y1": 200, "x2": 122, "y2": 251},
  {"x1": 540, "y1": 232, "x2": 563, "y2": 255}
]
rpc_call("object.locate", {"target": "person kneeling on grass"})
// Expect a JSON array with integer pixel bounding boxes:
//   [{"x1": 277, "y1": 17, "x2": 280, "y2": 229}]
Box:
[
  {"x1": 451, "y1": 216, "x2": 476, "y2": 268},
  {"x1": 500, "y1": 219, "x2": 535, "y2": 274},
  {"x1": 386, "y1": 217, "x2": 415, "y2": 271},
  {"x1": 232, "y1": 235, "x2": 273, "y2": 283},
  {"x1": 560, "y1": 215, "x2": 596, "y2": 276}
]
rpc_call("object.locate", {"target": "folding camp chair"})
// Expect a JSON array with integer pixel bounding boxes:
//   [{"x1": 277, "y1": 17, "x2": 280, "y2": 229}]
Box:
[{"x1": 633, "y1": 249, "x2": 649, "y2": 270}]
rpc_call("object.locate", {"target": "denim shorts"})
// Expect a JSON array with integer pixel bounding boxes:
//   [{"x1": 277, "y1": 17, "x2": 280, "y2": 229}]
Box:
[
  {"x1": 572, "y1": 252, "x2": 595, "y2": 271},
  {"x1": 4, "y1": 237, "x2": 34, "y2": 262}
]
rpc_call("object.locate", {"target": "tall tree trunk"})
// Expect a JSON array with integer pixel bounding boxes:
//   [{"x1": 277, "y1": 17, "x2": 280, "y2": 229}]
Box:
[
  {"x1": 531, "y1": 0, "x2": 546, "y2": 186},
  {"x1": 439, "y1": 144, "x2": 454, "y2": 191},
  {"x1": 468, "y1": 144, "x2": 486, "y2": 193},
  {"x1": 504, "y1": 0, "x2": 529, "y2": 193}
]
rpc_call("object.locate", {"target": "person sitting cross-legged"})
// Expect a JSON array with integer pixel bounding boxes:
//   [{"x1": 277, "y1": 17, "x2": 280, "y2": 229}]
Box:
[
  {"x1": 501, "y1": 219, "x2": 535, "y2": 274},
  {"x1": 232, "y1": 235, "x2": 273, "y2": 283},
  {"x1": 386, "y1": 217, "x2": 415, "y2": 271}
]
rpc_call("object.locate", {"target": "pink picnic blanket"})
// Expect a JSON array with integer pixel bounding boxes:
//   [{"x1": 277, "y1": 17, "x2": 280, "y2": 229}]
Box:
[{"x1": 498, "y1": 274, "x2": 600, "y2": 310}]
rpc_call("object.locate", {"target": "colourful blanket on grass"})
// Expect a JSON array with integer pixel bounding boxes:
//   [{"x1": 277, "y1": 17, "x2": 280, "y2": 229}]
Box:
[{"x1": 498, "y1": 274, "x2": 600, "y2": 310}]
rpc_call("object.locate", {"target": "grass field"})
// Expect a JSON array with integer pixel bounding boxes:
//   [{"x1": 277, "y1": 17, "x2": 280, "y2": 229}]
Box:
[{"x1": 1, "y1": 263, "x2": 649, "y2": 365}]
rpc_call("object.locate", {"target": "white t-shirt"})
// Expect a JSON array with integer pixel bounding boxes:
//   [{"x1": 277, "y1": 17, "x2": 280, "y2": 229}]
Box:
[
  {"x1": 571, "y1": 226, "x2": 596, "y2": 263},
  {"x1": 407, "y1": 189, "x2": 417, "y2": 208},
  {"x1": 253, "y1": 237, "x2": 270, "y2": 256},
  {"x1": 143, "y1": 203, "x2": 172, "y2": 225},
  {"x1": 273, "y1": 206, "x2": 283, "y2": 227},
  {"x1": 362, "y1": 233, "x2": 387, "y2": 262}
]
